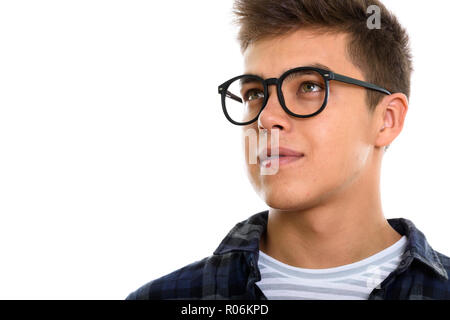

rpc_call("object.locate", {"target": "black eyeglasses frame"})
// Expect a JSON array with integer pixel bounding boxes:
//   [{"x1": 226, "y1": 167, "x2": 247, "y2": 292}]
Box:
[{"x1": 218, "y1": 66, "x2": 391, "y2": 126}]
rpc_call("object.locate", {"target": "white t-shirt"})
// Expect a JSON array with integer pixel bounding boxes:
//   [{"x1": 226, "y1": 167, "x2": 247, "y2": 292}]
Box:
[{"x1": 255, "y1": 235, "x2": 407, "y2": 300}]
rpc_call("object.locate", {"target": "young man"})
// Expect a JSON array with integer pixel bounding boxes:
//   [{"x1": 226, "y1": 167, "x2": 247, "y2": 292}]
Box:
[{"x1": 126, "y1": 0, "x2": 450, "y2": 300}]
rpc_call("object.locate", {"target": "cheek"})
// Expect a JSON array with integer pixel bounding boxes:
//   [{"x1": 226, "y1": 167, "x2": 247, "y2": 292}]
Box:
[
  {"x1": 246, "y1": 162, "x2": 261, "y2": 186},
  {"x1": 313, "y1": 117, "x2": 370, "y2": 183},
  {"x1": 307, "y1": 113, "x2": 362, "y2": 174}
]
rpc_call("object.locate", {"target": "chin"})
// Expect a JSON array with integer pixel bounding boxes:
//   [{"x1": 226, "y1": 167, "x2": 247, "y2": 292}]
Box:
[{"x1": 259, "y1": 184, "x2": 316, "y2": 211}]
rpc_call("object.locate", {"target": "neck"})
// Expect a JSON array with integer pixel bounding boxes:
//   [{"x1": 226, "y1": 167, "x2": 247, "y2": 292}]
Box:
[{"x1": 259, "y1": 154, "x2": 402, "y2": 269}]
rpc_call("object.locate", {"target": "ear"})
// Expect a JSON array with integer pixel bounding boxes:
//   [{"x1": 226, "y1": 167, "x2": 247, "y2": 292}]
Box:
[{"x1": 374, "y1": 93, "x2": 409, "y2": 150}]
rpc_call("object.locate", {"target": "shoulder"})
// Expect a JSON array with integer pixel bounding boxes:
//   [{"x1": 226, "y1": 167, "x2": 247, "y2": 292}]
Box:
[
  {"x1": 125, "y1": 211, "x2": 268, "y2": 300},
  {"x1": 125, "y1": 252, "x2": 248, "y2": 300},
  {"x1": 125, "y1": 256, "x2": 212, "y2": 300},
  {"x1": 435, "y1": 250, "x2": 450, "y2": 279},
  {"x1": 408, "y1": 249, "x2": 450, "y2": 299},
  {"x1": 429, "y1": 249, "x2": 450, "y2": 298}
]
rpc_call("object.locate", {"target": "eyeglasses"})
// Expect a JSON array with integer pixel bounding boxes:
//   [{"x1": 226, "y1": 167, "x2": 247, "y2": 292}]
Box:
[{"x1": 217, "y1": 66, "x2": 391, "y2": 126}]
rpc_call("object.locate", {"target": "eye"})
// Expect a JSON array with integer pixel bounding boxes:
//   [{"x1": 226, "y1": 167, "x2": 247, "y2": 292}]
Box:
[
  {"x1": 300, "y1": 82, "x2": 322, "y2": 93},
  {"x1": 245, "y1": 89, "x2": 265, "y2": 101}
]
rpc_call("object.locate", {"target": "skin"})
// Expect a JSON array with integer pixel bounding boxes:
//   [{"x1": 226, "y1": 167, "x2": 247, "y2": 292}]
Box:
[{"x1": 241, "y1": 28, "x2": 409, "y2": 269}]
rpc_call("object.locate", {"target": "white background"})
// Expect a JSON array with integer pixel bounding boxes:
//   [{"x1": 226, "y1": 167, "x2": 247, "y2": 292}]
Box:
[{"x1": 0, "y1": 0, "x2": 448, "y2": 299}]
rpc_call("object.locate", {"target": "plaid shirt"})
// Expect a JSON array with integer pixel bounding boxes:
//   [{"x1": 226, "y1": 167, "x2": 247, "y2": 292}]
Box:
[{"x1": 126, "y1": 210, "x2": 450, "y2": 300}]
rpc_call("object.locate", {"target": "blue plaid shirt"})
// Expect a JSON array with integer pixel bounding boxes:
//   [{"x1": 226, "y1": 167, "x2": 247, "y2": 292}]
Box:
[{"x1": 126, "y1": 210, "x2": 450, "y2": 300}]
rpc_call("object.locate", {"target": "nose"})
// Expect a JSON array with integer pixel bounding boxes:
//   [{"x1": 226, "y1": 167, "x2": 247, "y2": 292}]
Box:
[{"x1": 257, "y1": 79, "x2": 288, "y2": 131}]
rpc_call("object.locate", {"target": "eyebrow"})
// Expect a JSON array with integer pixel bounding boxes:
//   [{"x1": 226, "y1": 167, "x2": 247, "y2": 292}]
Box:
[{"x1": 244, "y1": 62, "x2": 333, "y2": 79}]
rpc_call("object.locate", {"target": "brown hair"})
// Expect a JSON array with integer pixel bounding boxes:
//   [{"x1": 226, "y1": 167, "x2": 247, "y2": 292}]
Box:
[{"x1": 231, "y1": 0, "x2": 413, "y2": 114}]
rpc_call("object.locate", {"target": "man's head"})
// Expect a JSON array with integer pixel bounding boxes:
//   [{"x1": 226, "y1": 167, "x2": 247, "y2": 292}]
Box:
[{"x1": 231, "y1": 0, "x2": 411, "y2": 210}]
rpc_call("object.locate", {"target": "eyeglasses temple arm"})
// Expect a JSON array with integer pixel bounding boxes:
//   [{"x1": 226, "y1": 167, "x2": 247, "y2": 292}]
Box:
[
  {"x1": 218, "y1": 87, "x2": 243, "y2": 103},
  {"x1": 331, "y1": 73, "x2": 391, "y2": 95}
]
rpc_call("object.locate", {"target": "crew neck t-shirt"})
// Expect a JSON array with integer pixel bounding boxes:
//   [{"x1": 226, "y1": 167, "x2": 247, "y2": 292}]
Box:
[{"x1": 255, "y1": 235, "x2": 408, "y2": 300}]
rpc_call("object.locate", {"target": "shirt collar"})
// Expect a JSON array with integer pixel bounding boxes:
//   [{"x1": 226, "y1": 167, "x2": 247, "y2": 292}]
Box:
[
  {"x1": 213, "y1": 210, "x2": 448, "y2": 281},
  {"x1": 213, "y1": 210, "x2": 269, "y2": 255},
  {"x1": 387, "y1": 218, "x2": 448, "y2": 280}
]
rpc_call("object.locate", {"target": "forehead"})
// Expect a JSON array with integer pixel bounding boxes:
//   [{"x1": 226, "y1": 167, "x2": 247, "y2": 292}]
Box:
[{"x1": 243, "y1": 29, "x2": 357, "y2": 78}]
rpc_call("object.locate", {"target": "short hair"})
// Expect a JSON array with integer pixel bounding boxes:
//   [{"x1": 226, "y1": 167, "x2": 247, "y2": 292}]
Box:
[{"x1": 232, "y1": 0, "x2": 413, "y2": 114}]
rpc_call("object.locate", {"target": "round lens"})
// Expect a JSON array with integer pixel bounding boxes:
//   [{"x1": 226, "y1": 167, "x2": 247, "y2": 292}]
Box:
[
  {"x1": 281, "y1": 69, "x2": 326, "y2": 116},
  {"x1": 224, "y1": 75, "x2": 265, "y2": 124}
]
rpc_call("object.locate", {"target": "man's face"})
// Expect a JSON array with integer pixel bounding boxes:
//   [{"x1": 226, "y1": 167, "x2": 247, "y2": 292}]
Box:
[{"x1": 242, "y1": 29, "x2": 379, "y2": 211}]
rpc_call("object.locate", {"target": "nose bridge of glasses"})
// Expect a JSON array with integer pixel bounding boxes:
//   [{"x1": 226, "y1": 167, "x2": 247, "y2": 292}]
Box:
[
  {"x1": 264, "y1": 78, "x2": 278, "y2": 87},
  {"x1": 260, "y1": 77, "x2": 285, "y2": 119},
  {"x1": 263, "y1": 77, "x2": 279, "y2": 98}
]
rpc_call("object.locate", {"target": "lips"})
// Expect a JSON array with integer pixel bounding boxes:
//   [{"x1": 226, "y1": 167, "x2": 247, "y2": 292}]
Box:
[{"x1": 258, "y1": 147, "x2": 304, "y2": 163}]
